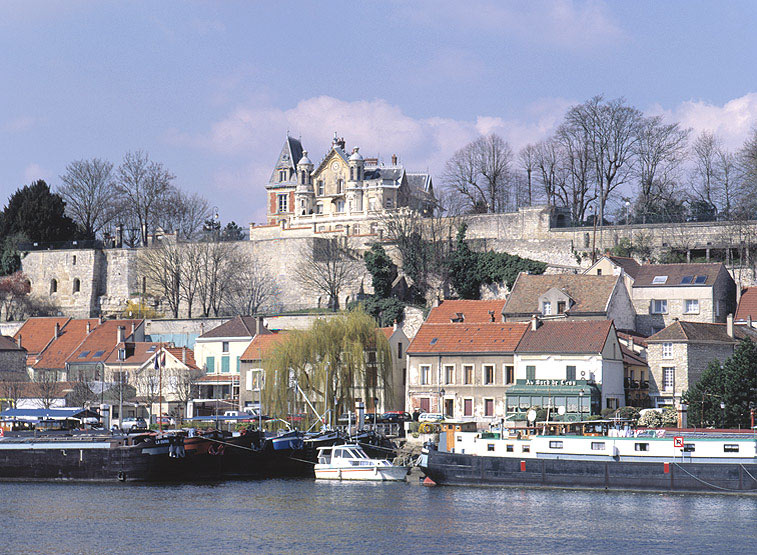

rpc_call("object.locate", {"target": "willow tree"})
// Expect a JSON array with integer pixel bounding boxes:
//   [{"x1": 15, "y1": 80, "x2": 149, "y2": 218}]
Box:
[{"x1": 263, "y1": 310, "x2": 392, "y2": 427}]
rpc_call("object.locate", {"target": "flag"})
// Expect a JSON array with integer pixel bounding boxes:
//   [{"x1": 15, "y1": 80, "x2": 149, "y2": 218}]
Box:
[
  {"x1": 160, "y1": 352, "x2": 166, "y2": 368},
  {"x1": 154, "y1": 353, "x2": 159, "y2": 371}
]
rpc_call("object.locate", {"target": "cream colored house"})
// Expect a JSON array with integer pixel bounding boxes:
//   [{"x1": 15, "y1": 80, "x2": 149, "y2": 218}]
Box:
[{"x1": 379, "y1": 325, "x2": 409, "y2": 412}]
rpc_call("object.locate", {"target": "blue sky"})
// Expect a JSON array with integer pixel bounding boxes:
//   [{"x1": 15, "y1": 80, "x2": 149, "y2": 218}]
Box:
[{"x1": 2, "y1": 1, "x2": 757, "y2": 225}]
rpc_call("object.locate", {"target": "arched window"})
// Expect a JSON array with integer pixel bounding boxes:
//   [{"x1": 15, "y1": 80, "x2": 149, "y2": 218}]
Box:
[
  {"x1": 50, "y1": 279, "x2": 58, "y2": 294},
  {"x1": 73, "y1": 278, "x2": 80, "y2": 293}
]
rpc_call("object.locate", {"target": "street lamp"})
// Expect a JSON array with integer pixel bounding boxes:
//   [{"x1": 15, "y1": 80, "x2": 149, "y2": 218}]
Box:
[
  {"x1": 373, "y1": 397, "x2": 379, "y2": 429},
  {"x1": 440, "y1": 388, "x2": 446, "y2": 416},
  {"x1": 720, "y1": 402, "x2": 726, "y2": 429}
]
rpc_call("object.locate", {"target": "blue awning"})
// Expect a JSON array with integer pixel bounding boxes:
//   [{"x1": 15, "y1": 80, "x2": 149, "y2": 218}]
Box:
[
  {"x1": 0, "y1": 408, "x2": 100, "y2": 421},
  {"x1": 185, "y1": 415, "x2": 271, "y2": 422}
]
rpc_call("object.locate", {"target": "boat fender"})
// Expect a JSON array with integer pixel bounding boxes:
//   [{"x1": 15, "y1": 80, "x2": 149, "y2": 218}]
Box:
[
  {"x1": 117, "y1": 471, "x2": 126, "y2": 482},
  {"x1": 422, "y1": 477, "x2": 436, "y2": 487}
]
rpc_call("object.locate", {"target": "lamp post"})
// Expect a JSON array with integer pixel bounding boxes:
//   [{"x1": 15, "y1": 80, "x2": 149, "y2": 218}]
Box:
[
  {"x1": 720, "y1": 402, "x2": 726, "y2": 429},
  {"x1": 579, "y1": 389, "x2": 585, "y2": 419},
  {"x1": 373, "y1": 397, "x2": 379, "y2": 430},
  {"x1": 625, "y1": 200, "x2": 631, "y2": 226},
  {"x1": 440, "y1": 388, "x2": 446, "y2": 417}
]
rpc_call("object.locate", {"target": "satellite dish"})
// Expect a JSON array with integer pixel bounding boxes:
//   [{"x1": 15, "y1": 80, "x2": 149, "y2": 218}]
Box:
[
  {"x1": 557, "y1": 406, "x2": 566, "y2": 416},
  {"x1": 527, "y1": 409, "x2": 537, "y2": 423},
  {"x1": 580, "y1": 370, "x2": 586, "y2": 378}
]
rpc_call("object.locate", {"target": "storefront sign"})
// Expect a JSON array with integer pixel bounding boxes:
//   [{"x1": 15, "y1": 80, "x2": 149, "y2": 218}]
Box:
[{"x1": 524, "y1": 379, "x2": 577, "y2": 386}]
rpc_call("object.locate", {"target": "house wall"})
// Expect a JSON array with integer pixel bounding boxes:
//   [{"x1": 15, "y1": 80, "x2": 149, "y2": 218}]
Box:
[
  {"x1": 634, "y1": 286, "x2": 716, "y2": 336},
  {"x1": 606, "y1": 279, "x2": 637, "y2": 332},
  {"x1": 0, "y1": 350, "x2": 26, "y2": 373},
  {"x1": 194, "y1": 338, "x2": 251, "y2": 375}
]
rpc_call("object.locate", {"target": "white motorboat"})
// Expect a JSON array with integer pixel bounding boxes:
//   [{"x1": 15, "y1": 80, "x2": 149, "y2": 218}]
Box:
[{"x1": 314, "y1": 444, "x2": 408, "y2": 481}]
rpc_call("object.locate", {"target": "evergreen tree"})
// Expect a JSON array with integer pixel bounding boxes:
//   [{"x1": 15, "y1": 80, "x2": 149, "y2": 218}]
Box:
[
  {"x1": 683, "y1": 339, "x2": 757, "y2": 428},
  {"x1": 221, "y1": 221, "x2": 245, "y2": 241},
  {"x1": 363, "y1": 244, "x2": 397, "y2": 298}
]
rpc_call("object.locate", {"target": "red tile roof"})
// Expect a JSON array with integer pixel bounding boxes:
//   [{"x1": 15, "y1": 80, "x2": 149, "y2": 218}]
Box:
[
  {"x1": 32, "y1": 319, "x2": 100, "y2": 371},
  {"x1": 407, "y1": 323, "x2": 528, "y2": 354},
  {"x1": 515, "y1": 320, "x2": 613, "y2": 354},
  {"x1": 66, "y1": 319, "x2": 144, "y2": 364},
  {"x1": 378, "y1": 327, "x2": 394, "y2": 340},
  {"x1": 165, "y1": 347, "x2": 199, "y2": 370},
  {"x1": 621, "y1": 344, "x2": 647, "y2": 367},
  {"x1": 735, "y1": 287, "x2": 757, "y2": 322},
  {"x1": 240, "y1": 332, "x2": 288, "y2": 361},
  {"x1": 503, "y1": 274, "x2": 618, "y2": 316},
  {"x1": 617, "y1": 331, "x2": 649, "y2": 347},
  {"x1": 13, "y1": 317, "x2": 70, "y2": 354},
  {"x1": 104, "y1": 342, "x2": 166, "y2": 365},
  {"x1": 425, "y1": 300, "x2": 506, "y2": 324}
]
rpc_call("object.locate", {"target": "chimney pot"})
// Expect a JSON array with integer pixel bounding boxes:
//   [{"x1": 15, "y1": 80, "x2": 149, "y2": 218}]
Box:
[
  {"x1": 117, "y1": 325, "x2": 125, "y2": 344},
  {"x1": 531, "y1": 314, "x2": 540, "y2": 331},
  {"x1": 16, "y1": 334, "x2": 21, "y2": 349},
  {"x1": 86, "y1": 322, "x2": 91, "y2": 334},
  {"x1": 727, "y1": 313, "x2": 734, "y2": 338},
  {"x1": 54, "y1": 323, "x2": 60, "y2": 339}
]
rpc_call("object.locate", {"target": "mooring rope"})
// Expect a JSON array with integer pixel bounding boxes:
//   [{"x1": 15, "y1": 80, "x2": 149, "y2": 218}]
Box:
[
  {"x1": 740, "y1": 464, "x2": 757, "y2": 484},
  {"x1": 672, "y1": 462, "x2": 739, "y2": 492}
]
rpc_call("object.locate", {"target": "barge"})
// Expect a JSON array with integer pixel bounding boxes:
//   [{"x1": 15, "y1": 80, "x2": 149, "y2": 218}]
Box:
[{"x1": 419, "y1": 421, "x2": 757, "y2": 494}]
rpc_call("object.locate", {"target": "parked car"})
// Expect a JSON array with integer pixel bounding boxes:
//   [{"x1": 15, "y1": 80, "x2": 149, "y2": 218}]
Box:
[
  {"x1": 380, "y1": 411, "x2": 412, "y2": 423},
  {"x1": 121, "y1": 417, "x2": 147, "y2": 431},
  {"x1": 418, "y1": 412, "x2": 446, "y2": 423}
]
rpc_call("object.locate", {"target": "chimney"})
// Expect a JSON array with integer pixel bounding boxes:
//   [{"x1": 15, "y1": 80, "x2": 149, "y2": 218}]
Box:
[
  {"x1": 391, "y1": 154, "x2": 397, "y2": 165},
  {"x1": 433, "y1": 296, "x2": 441, "y2": 308},
  {"x1": 16, "y1": 334, "x2": 21, "y2": 349},
  {"x1": 182, "y1": 348, "x2": 186, "y2": 364},
  {"x1": 727, "y1": 313, "x2": 734, "y2": 338},
  {"x1": 392, "y1": 320, "x2": 398, "y2": 331},
  {"x1": 131, "y1": 322, "x2": 135, "y2": 337},
  {"x1": 117, "y1": 325, "x2": 125, "y2": 344},
  {"x1": 629, "y1": 337, "x2": 635, "y2": 351},
  {"x1": 86, "y1": 322, "x2": 91, "y2": 334},
  {"x1": 257, "y1": 316, "x2": 265, "y2": 335},
  {"x1": 54, "y1": 323, "x2": 60, "y2": 339},
  {"x1": 488, "y1": 310, "x2": 495, "y2": 323},
  {"x1": 531, "y1": 314, "x2": 540, "y2": 331}
]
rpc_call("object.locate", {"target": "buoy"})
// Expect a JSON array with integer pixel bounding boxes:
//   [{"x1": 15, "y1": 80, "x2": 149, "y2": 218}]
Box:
[{"x1": 422, "y1": 476, "x2": 437, "y2": 487}]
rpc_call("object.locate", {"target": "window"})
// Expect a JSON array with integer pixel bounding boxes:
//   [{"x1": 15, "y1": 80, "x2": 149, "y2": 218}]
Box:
[
  {"x1": 484, "y1": 398, "x2": 494, "y2": 416},
  {"x1": 662, "y1": 342, "x2": 673, "y2": 359},
  {"x1": 487, "y1": 444, "x2": 495, "y2": 452},
  {"x1": 336, "y1": 179, "x2": 343, "y2": 194},
  {"x1": 317, "y1": 180, "x2": 324, "y2": 195},
  {"x1": 506, "y1": 444, "x2": 514, "y2": 453},
  {"x1": 315, "y1": 203, "x2": 323, "y2": 214},
  {"x1": 72, "y1": 255, "x2": 76, "y2": 265},
  {"x1": 694, "y1": 275, "x2": 707, "y2": 284},
  {"x1": 419, "y1": 398, "x2": 430, "y2": 412},
  {"x1": 522, "y1": 445, "x2": 530, "y2": 453},
  {"x1": 444, "y1": 365, "x2": 454, "y2": 385},
  {"x1": 397, "y1": 342, "x2": 403, "y2": 358},
  {"x1": 651, "y1": 299, "x2": 668, "y2": 314},
  {"x1": 542, "y1": 301, "x2": 552, "y2": 315},
  {"x1": 505, "y1": 365, "x2": 514, "y2": 384},
  {"x1": 336, "y1": 200, "x2": 345, "y2": 213},
  {"x1": 652, "y1": 275, "x2": 668, "y2": 284},
  {"x1": 715, "y1": 299, "x2": 721, "y2": 317},
  {"x1": 92, "y1": 350, "x2": 105, "y2": 358},
  {"x1": 724, "y1": 444, "x2": 740, "y2": 453},
  {"x1": 206, "y1": 356, "x2": 215, "y2": 373},
  {"x1": 50, "y1": 279, "x2": 58, "y2": 294},
  {"x1": 73, "y1": 278, "x2": 80, "y2": 293},
  {"x1": 662, "y1": 367, "x2": 675, "y2": 391},
  {"x1": 221, "y1": 356, "x2": 230, "y2": 373},
  {"x1": 596, "y1": 269, "x2": 602, "y2": 275},
  {"x1": 222, "y1": 341, "x2": 229, "y2": 353},
  {"x1": 77, "y1": 351, "x2": 90, "y2": 359},
  {"x1": 385, "y1": 198, "x2": 393, "y2": 208},
  {"x1": 526, "y1": 365, "x2": 536, "y2": 381},
  {"x1": 484, "y1": 365, "x2": 495, "y2": 385},
  {"x1": 635, "y1": 443, "x2": 649, "y2": 452},
  {"x1": 681, "y1": 275, "x2": 693, "y2": 284},
  {"x1": 463, "y1": 399, "x2": 473, "y2": 417},
  {"x1": 566, "y1": 365, "x2": 576, "y2": 381},
  {"x1": 557, "y1": 301, "x2": 566, "y2": 314},
  {"x1": 277, "y1": 193, "x2": 288, "y2": 213},
  {"x1": 420, "y1": 365, "x2": 430, "y2": 385},
  {"x1": 685, "y1": 299, "x2": 699, "y2": 314},
  {"x1": 279, "y1": 169, "x2": 288, "y2": 182},
  {"x1": 549, "y1": 441, "x2": 563, "y2": 449},
  {"x1": 463, "y1": 365, "x2": 473, "y2": 385},
  {"x1": 591, "y1": 442, "x2": 605, "y2": 450},
  {"x1": 683, "y1": 444, "x2": 696, "y2": 452}
]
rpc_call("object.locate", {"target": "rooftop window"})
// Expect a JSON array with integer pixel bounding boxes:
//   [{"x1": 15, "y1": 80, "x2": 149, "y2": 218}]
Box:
[
  {"x1": 147, "y1": 346, "x2": 157, "y2": 353},
  {"x1": 77, "y1": 351, "x2": 91, "y2": 359},
  {"x1": 430, "y1": 338, "x2": 438, "y2": 345},
  {"x1": 681, "y1": 275, "x2": 693, "y2": 284},
  {"x1": 652, "y1": 275, "x2": 668, "y2": 284},
  {"x1": 93, "y1": 350, "x2": 105, "y2": 358},
  {"x1": 694, "y1": 275, "x2": 707, "y2": 284}
]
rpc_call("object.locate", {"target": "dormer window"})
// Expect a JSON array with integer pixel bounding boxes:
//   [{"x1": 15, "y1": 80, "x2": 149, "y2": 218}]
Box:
[
  {"x1": 557, "y1": 301, "x2": 566, "y2": 314},
  {"x1": 450, "y1": 312, "x2": 464, "y2": 323},
  {"x1": 542, "y1": 301, "x2": 552, "y2": 316},
  {"x1": 279, "y1": 169, "x2": 288, "y2": 182},
  {"x1": 652, "y1": 275, "x2": 668, "y2": 284}
]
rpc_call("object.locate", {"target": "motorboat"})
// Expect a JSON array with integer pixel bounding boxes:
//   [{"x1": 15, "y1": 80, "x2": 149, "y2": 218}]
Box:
[{"x1": 314, "y1": 444, "x2": 408, "y2": 481}]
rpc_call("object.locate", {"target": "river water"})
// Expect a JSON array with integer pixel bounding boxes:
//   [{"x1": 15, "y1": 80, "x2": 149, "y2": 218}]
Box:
[{"x1": 2, "y1": 477, "x2": 757, "y2": 554}]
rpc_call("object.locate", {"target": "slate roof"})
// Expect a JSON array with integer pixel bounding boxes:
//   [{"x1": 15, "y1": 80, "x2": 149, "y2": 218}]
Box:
[
  {"x1": 240, "y1": 332, "x2": 288, "y2": 361},
  {"x1": 32, "y1": 319, "x2": 101, "y2": 371},
  {"x1": 632, "y1": 263, "x2": 725, "y2": 288},
  {"x1": 407, "y1": 323, "x2": 528, "y2": 354},
  {"x1": 607, "y1": 256, "x2": 642, "y2": 279},
  {"x1": 363, "y1": 167, "x2": 404, "y2": 184},
  {"x1": 104, "y1": 342, "x2": 165, "y2": 365},
  {"x1": 515, "y1": 320, "x2": 614, "y2": 354},
  {"x1": 406, "y1": 173, "x2": 433, "y2": 194},
  {"x1": 647, "y1": 321, "x2": 757, "y2": 343},
  {"x1": 426, "y1": 300, "x2": 506, "y2": 324},
  {"x1": 621, "y1": 344, "x2": 647, "y2": 367},
  {"x1": 503, "y1": 274, "x2": 618, "y2": 316},
  {"x1": 199, "y1": 316, "x2": 262, "y2": 339},
  {"x1": 735, "y1": 287, "x2": 757, "y2": 322},
  {"x1": 0, "y1": 335, "x2": 23, "y2": 351},
  {"x1": 13, "y1": 317, "x2": 70, "y2": 354},
  {"x1": 66, "y1": 319, "x2": 143, "y2": 364}
]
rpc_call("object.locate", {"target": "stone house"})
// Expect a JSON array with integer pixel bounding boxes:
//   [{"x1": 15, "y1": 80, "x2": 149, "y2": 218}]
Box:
[
  {"x1": 503, "y1": 273, "x2": 636, "y2": 332},
  {"x1": 510, "y1": 319, "x2": 626, "y2": 417},
  {"x1": 645, "y1": 316, "x2": 757, "y2": 408},
  {"x1": 0, "y1": 335, "x2": 26, "y2": 377},
  {"x1": 192, "y1": 316, "x2": 269, "y2": 415},
  {"x1": 64, "y1": 319, "x2": 145, "y2": 381},
  {"x1": 584, "y1": 255, "x2": 640, "y2": 293},
  {"x1": 378, "y1": 325, "x2": 409, "y2": 412},
  {"x1": 630, "y1": 263, "x2": 736, "y2": 336}
]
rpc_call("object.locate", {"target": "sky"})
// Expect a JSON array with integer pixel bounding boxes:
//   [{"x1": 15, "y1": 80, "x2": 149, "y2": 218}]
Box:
[{"x1": 2, "y1": 1, "x2": 757, "y2": 226}]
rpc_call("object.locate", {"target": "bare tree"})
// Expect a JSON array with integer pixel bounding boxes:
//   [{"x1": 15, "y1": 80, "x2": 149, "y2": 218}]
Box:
[
  {"x1": 690, "y1": 131, "x2": 720, "y2": 212},
  {"x1": 563, "y1": 96, "x2": 643, "y2": 227},
  {"x1": 57, "y1": 158, "x2": 117, "y2": 239},
  {"x1": 443, "y1": 134, "x2": 514, "y2": 213},
  {"x1": 555, "y1": 123, "x2": 596, "y2": 223},
  {"x1": 532, "y1": 139, "x2": 562, "y2": 206},
  {"x1": 158, "y1": 190, "x2": 211, "y2": 241},
  {"x1": 224, "y1": 255, "x2": 281, "y2": 315},
  {"x1": 518, "y1": 144, "x2": 537, "y2": 206},
  {"x1": 195, "y1": 240, "x2": 241, "y2": 316},
  {"x1": 294, "y1": 238, "x2": 360, "y2": 310},
  {"x1": 169, "y1": 366, "x2": 203, "y2": 418},
  {"x1": 134, "y1": 365, "x2": 160, "y2": 424},
  {"x1": 33, "y1": 371, "x2": 60, "y2": 409},
  {"x1": 115, "y1": 151, "x2": 175, "y2": 246},
  {"x1": 633, "y1": 116, "x2": 690, "y2": 222},
  {"x1": 0, "y1": 376, "x2": 26, "y2": 410},
  {"x1": 138, "y1": 241, "x2": 183, "y2": 318}
]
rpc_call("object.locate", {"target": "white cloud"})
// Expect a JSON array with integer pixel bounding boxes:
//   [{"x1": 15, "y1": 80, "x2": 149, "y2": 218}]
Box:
[
  {"x1": 23, "y1": 163, "x2": 51, "y2": 184},
  {"x1": 658, "y1": 93, "x2": 757, "y2": 150},
  {"x1": 396, "y1": 0, "x2": 624, "y2": 51},
  {"x1": 3, "y1": 116, "x2": 37, "y2": 133}
]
